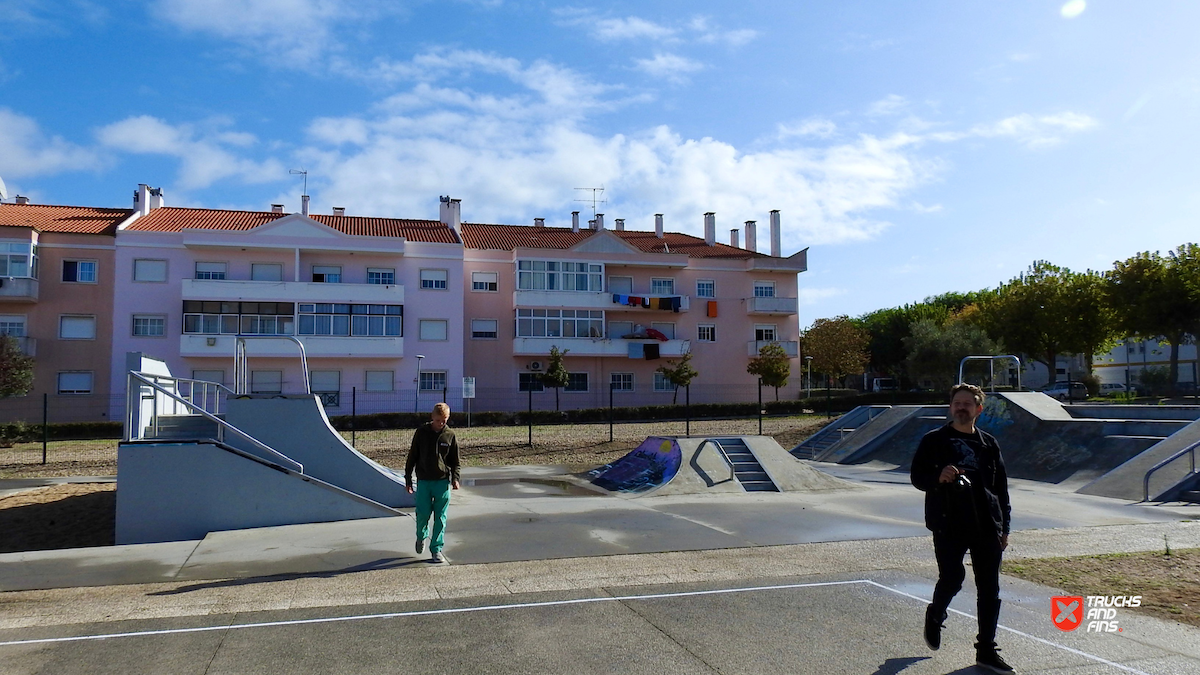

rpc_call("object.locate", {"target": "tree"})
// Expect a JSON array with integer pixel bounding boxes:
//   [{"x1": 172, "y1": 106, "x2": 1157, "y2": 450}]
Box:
[
  {"x1": 0, "y1": 335, "x2": 34, "y2": 398},
  {"x1": 540, "y1": 345, "x2": 570, "y2": 411},
  {"x1": 978, "y1": 261, "x2": 1075, "y2": 383},
  {"x1": 902, "y1": 318, "x2": 1002, "y2": 391},
  {"x1": 803, "y1": 316, "x2": 869, "y2": 388},
  {"x1": 747, "y1": 342, "x2": 791, "y2": 400},
  {"x1": 857, "y1": 290, "x2": 993, "y2": 386},
  {"x1": 1060, "y1": 269, "x2": 1119, "y2": 372},
  {"x1": 655, "y1": 351, "x2": 699, "y2": 404}
]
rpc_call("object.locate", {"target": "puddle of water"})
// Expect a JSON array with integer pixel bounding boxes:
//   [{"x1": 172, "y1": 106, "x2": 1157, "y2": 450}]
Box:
[{"x1": 463, "y1": 478, "x2": 608, "y2": 497}]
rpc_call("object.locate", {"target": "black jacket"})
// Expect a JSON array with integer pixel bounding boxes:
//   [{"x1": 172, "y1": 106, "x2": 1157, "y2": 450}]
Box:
[
  {"x1": 910, "y1": 423, "x2": 1011, "y2": 536},
  {"x1": 405, "y1": 422, "x2": 460, "y2": 484}
]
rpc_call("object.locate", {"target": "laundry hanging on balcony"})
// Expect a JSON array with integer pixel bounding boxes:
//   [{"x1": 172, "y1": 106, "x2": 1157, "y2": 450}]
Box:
[{"x1": 644, "y1": 343, "x2": 660, "y2": 360}]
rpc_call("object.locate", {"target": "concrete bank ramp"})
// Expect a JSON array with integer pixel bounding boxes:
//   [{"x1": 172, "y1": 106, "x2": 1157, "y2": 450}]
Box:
[
  {"x1": 116, "y1": 441, "x2": 400, "y2": 545},
  {"x1": 224, "y1": 395, "x2": 412, "y2": 509},
  {"x1": 1079, "y1": 418, "x2": 1200, "y2": 501},
  {"x1": 816, "y1": 406, "x2": 934, "y2": 464}
]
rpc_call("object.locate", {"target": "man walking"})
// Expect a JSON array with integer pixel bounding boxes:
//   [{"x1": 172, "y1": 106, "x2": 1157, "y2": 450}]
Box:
[
  {"x1": 911, "y1": 383, "x2": 1013, "y2": 674},
  {"x1": 406, "y1": 402, "x2": 460, "y2": 563}
]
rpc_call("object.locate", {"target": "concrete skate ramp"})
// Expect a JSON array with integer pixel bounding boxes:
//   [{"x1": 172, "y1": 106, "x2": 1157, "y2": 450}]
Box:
[
  {"x1": 224, "y1": 395, "x2": 412, "y2": 508},
  {"x1": 589, "y1": 437, "x2": 683, "y2": 493},
  {"x1": 1079, "y1": 418, "x2": 1200, "y2": 501},
  {"x1": 116, "y1": 441, "x2": 400, "y2": 544},
  {"x1": 816, "y1": 406, "x2": 932, "y2": 464}
]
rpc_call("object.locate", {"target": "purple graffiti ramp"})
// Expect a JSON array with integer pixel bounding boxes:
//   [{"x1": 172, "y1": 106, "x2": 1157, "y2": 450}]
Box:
[{"x1": 588, "y1": 437, "x2": 682, "y2": 493}]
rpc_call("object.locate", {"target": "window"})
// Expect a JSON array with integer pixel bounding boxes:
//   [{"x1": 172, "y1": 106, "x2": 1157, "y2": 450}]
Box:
[
  {"x1": 185, "y1": 301, "x2": 297, "y2": 336},
  {"x1": 312, "y1": 265, "x2": 341, "y2": 283},
  {"x1": 57, "y1": 372, "x2": 93, "y2": 395},
  {"x1": 0, "y1": 316, "x2": 26, "y2": 337},
  {"x1": 696, "y1": 279, "x2": 715, "y2": 298},
  {"x1": 419, "y1": 319, "x2": 449, "y2": 341},
  {"x1": 519, "y1": 373, "x2": 545, "y2": 392},
  {"x1": 0, "y1": 242, "x2": 37, "y2": 278},
  {"x1": 296, "y1": 303, "x2": 401, "y2": 337},
  {"x1": 365, "y1": 370, "x2": 394, "y2": 392},
  {"x1": 192, "y1": 370, "x2": 225, "y2": 384},
  {"x1": 472, "y1": 271, "x2": 498, "y2": 292},
  {"x1": 420, "y1": 269, "x2": 448, "y2": 290},
  {"x1": 650, "y1": 322, "x2": 675, "y2": 340},
  {"x1": 653, "y1": 372, "x2": 675, "y2": 392},
  {"x1": 471, "y1": 319, "x2": 498, "y2": 339},
  {"x1": 565, "y1": 373, "x2": 589, "y2": 392},
  {"x1": 250, "y1": 371, "x2": 283, "y2": 394},
  {"x1": 62, "y1": 260, "x2": 97, "y2": 283},
  {"x1": 133, "y1": 259, "x2": 168, "y2": 282},
  {"x1": 651, "y1": 278, "x2": 675, "y2": 295},
  {"x1": 195, "y1": 262, "x2": 227, "y2": 280},
  {"x1": 251, "y1": 263, "x2": 283, "y2": 281},
  {"x1": 59, "y1": 315, "x2": 96, "y2": 340},
  {"x1": 367, "y1": 268, "x2": 395, "y2": 285},
  {"x1": 608, "y1": 276, "x2": 633, "y2": 295},
  {"x1": 311, "y1": 370, "x2": 341, "y2": 407},
  {"x1": 608, "y1": 321, "x2": 633, "y2": 338},
  {"x1": 755, "y1": 324, "x2": 778, "y2": 342},
  {"x1": 517, "y1": 260, "x2": 603, "y2": 292},
  {"x1": 132, "y1": 315, "x2": 166, "y2": 337},
  {"x1": 698, "y1": 324, "x2": 716, "y2": 342},
  {"x1": 610, "y1": 372, "x2": 634, "y2": 392},
  {"x1": 419, "y1": 371, "x2": 447, "y2": 391},
  {"x1": 753, "y1": 281, "x2": 776, "y2": 298},
  {"x1": 516, "y1": 309, "x2": 604, "y2": 338}
]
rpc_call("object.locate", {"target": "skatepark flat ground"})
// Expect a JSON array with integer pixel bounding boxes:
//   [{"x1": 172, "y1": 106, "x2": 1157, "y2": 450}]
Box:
[{"x1": 2, "y1": 463, "x2": 1199, "y2": 673}]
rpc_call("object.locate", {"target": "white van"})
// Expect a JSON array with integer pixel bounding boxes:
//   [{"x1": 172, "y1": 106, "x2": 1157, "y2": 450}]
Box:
[{"x1": 872, "y1": 378, "x2": 897, "y2": 392}]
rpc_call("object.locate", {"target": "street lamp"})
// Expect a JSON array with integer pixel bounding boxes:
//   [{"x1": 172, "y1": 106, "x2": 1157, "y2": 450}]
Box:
[
  {"x1": 805, "y1": 356, "x2": 814, "y2": 398},
  {"x1": 414, "y1": 354, "x2": 425, "y2": 413}
]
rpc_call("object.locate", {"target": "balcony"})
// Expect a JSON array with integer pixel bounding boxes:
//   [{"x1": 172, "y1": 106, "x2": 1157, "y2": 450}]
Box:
[
  {"x1": 0, "y1": 277, "x2": 38, "y2": 303},
  {"x1": 514, "y1": 337, "x2": 692, "y2": 358},
  {"x1": 746, "y1": 296, "x2": 798, "y2": 315},
  {"x1": 182, "y1": 279, "x2": 403, "y2": 304},
  {"x1": 181, "y1": 334, "x2": 403, "y2": 358},
  {"x1": 608, "y1": 294, "x2": 690, "y2": 312},
  {"x1": 747, "y1": 340, "x2": 800, "y2": 357},
  {"x1": 514, "y1": 290, "x2": 612, "y2": 310}
]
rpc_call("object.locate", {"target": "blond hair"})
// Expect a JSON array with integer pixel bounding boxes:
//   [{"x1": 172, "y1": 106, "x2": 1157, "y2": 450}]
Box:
[
  {"x1": 950, "y1": 382, "x2": 985, "y2": 407},
  {"x1": 432, "y1": 402, "x2": 451, "y2": 418}
]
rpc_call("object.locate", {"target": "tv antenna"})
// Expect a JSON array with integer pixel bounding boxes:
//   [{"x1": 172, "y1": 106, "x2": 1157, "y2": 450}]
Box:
[
  {"x1": 574, "y1": 186, "x2": 607, "y2": 219},
  {"x1": 289, "y1": 168, "x2": 309, "y2": 196}
]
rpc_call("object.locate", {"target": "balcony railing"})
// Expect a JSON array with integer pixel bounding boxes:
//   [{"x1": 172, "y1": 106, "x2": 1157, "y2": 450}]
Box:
[
  {"x1": 181, "y1": 334, "x2": 403, "y2": 358},
  {"x1": 746, "y1": 340, "x2": 800, "y2": 357},
  {"x1": 182, "y1": 278, "x2": 403, "y2": 303},
  {"x1": 514, "y1": 337, "x2": 691, "y2": 358},
  {"x1": 0, "y1": 277, "x2": 38, "y2": 303},
  {"x1": 609, "y1": 294, "x2": 690, "y2": 312},
  {"x1": 513, "y1": 290, "x2": 612, "y2": 309},
  {"x1": 746, "y1": 296, "x2": 798, "y2": 315}
]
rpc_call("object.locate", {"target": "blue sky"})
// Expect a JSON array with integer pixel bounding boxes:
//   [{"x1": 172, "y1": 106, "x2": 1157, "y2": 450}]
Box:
[{"x1": 2, "y1": 1, "x2": 1199, "y2": 327}]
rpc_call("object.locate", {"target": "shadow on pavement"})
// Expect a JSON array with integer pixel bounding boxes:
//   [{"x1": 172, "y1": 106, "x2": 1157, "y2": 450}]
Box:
[{"x1": 146, "y1": 556, "x2": 423, "y2": 595}]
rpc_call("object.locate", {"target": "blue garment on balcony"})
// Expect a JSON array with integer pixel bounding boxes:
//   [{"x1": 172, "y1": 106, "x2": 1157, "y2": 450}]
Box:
[{"x1": 628, "y1": 342, "x2": 645, "y2": 358}]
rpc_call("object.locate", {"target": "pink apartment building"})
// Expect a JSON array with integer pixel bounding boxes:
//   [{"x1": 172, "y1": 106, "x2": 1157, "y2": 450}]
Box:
[
  {"x1": 0, "y1": 201, "x2": 128, "y2": 423},
  {"x1": 108, "y1": 190, "x2": 464, "y2": 418},
  {"x1": 455, "y1": 203, "x2": 808, "y2": 412}
]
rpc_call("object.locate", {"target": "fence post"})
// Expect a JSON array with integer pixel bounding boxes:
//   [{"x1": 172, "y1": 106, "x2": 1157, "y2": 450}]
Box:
[
  {"x1": 686, "y1": 384, "x2": 690, "y2": 437},
  {"x1": 527, "y1": 386, "x2": 533, "y2": 447},
  {"x1": 609, "y1": 381, "x2": 614, "y2": 443},
  {"x1": 443, "y1": 387, "x2": 447, "y2": 404},
  {"x1": 42, "y1": 392, "x2": 48, "y2": 465},
  {"x1": 351, "y1": 386, "x2": 357, "y2": 448},
  {"x1": 758, "y1": 378, "x2": 763, "y2": 436}
]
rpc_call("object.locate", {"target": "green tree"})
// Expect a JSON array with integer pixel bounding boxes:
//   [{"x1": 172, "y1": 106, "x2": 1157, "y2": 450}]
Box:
[
  {"x1": 978, "y1": 261, "x2": 1074, "y2": 383},
  {"x1": 747, "y1": 342, "x2": 791, "y2": 400},
  {"x1": 902, "y1": 318, "x2": 1002, "y2": 391},
  {"x1": 655, "y1": 351, "x2": 699, "y2": 404},
  {"x1": 0, "y1": 335, "x2": 34, "y2": 398},
  {"x1": 857, "y1": 290, "x2": 993, "y2": 386},
  {"x1": 540, "y1": 345, "x2": 570, "y2": 411},
  {"x1": 803, "y1": 316, "x2": 869, "y2": 389},
  {"x1": 1060, "y1": 269, "x2": 1120, "y2": 372}
]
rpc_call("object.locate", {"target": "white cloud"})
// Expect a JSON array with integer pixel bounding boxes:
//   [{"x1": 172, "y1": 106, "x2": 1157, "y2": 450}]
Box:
[
  {"x1": 634, "y1": 53, "x2": 704, "y2": 81},
  {"x1": 867, "y1": 94, "x2": 908, "y2": 117},
  {"x1": 930, "y1": 112, "x2": 1099, "y2": 148},
  {"x1": 688, "y1": 17, "x2": 757, "y2": 47},
  {"x1": 778, "y1": 118, "x2": 837, "y2": 139},
  {"x1": 96, "y1": 115, "x2": 284, "y2": 189},
  {"x1": 594, "y1": 16, "x2": 676, "y2": 42},
  {"x1": 553, "y1": 10, "x2": 756, "y2": 48},
  {"x1": 0, "y1": 107, "x2": 98, "y2": 178},
  {"x1": 799, "y1": 287, "x2": 847, "y2": 305}
]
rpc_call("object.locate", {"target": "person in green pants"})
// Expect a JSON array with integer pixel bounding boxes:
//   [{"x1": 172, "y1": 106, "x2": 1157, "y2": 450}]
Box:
[{"x1": 405, "y1": 402, "x2": 461, "y2": 563}]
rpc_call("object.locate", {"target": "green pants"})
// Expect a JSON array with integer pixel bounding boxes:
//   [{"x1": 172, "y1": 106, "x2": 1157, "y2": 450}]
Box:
[{"x1": 414, "y1": 478, "x2": 451, "y2": 553}]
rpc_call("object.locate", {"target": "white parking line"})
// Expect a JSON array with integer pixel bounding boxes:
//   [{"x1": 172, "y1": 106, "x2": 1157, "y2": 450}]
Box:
[{"x1": 0, "y1": 579, "x2": 1160, "y2": 674}]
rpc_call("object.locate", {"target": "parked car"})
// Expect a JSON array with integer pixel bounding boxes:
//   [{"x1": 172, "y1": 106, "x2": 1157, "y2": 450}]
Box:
[
  {"x1": 1041, "y1": 381, "x2": 1089, "y2": 401},
  {"x1": 1100, "y1": 382, "x2": 1137, "y2": 396},
  {"x1": 872, "y1": 377, "x2": 897, "y2": 392}
]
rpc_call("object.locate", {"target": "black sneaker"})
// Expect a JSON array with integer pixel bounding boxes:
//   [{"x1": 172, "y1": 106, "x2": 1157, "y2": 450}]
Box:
[
  {"x1": 415, "y1": 538, "x2": 424, "y2": 554},
  {"x1": 923, "y1": 606, "x2": 945, "y2": 651},
  {"x1": 976, "y1": 648, "x2": 1014, "y2": 674}
]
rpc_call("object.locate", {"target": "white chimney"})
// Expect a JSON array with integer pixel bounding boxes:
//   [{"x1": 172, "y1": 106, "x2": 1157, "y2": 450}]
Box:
[
  {"x1": 439, "y1": 195, "x2": 462, "y2": 237},
  {"x1": 595, "y1": 213, "x2": 605, "y2": 230},
  {"x1": 15, "y1": 196, "x2": 29, "y2": 205},
  {"x1": 571, "y1": 211, "x2": 580, "y2": 233},
  {"x1": 615, "y1": 218, "x2": 624, "y2": 231},
  {"x1": 703, "y1": 212, "x2": 716, "y2": 246},
  {"x1": 134, "y1": 184, "x2": 152, "y2": 216},
  {"x1": 301, "y1": 194, "x2": 310, "y2": 217},
  {"x1": 769, "y1": 210, "x2": 781, "y2": 257},
  {"x1": 271, "y1": 204, "x2": 285, "y2": 214},
  {"x1": 534, "y1": 217, "x2": 545, "y2": 227},
  {"x1": 655, "y1": 213, "x2": 664, "y2": 238},
  {"x1": 149, "y1": 187, "x2": 165, "y2": 211},
  {"x1": 588, "y1": 219, "x2": 595, "y2": 230},
  {"x1": 745, "y1": 220, "x2": 757, "y2": 252},
  {"x1": 730, "y1": 229, "x2": 740, "y2": 248},
  {"x1": 333, "y1": 207, "x2": 345, "y2": 216}
]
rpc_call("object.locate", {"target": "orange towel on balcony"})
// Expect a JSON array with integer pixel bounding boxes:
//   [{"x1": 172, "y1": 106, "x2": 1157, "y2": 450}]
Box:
[{"x1": 707, "y1": 300, "x2": 718, "y2": 317}]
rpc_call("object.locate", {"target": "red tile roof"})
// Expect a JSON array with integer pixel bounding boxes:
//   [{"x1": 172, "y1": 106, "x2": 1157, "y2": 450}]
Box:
[
  {"x1": 126, "y1": 207, "x2": 460, "y2": 243},
  {"x1": 0, "y1": 203, "x2": 131, "y2": 236},
  {"x1": 461, "y1": 222, "x2": 759, "y2": 259}
]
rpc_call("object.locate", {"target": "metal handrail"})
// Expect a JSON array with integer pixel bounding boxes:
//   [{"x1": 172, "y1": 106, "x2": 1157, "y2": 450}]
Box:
[
  {"x1": 126, "y1": 371, "x2": 304, "y2": 473},
  {"x1": 958, "y1": 355, "x2": 1022, "y2": 391},
  {"x1": 234, "y1": 335, "x2": 311, "y2": 395},
  {"x1": 698, "y1": 438, "x2": 737, "y2": 483},
  {"x1": 138, "y1": 374, "x2": 235, "y2": 417},
  {"x1": 1143, "y1": 438, "x2": 1200, "y2": 502}
]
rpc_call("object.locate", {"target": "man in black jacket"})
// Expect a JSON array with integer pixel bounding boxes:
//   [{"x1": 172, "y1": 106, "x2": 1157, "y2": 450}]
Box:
[
  {"x1": 911, "y1": 383, "x2": 1013, "y2": 674},
  {"x1": 405, "y1": 402, "x2": 460, "y2": 564}
]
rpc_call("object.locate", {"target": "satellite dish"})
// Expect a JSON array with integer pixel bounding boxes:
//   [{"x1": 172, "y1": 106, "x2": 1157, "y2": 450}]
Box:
[{"x1": 0, "y1": 176, "x2": 8, "y2": 201}]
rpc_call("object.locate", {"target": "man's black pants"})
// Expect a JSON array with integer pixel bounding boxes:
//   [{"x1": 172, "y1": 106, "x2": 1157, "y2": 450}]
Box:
[{"x1": 930, "y1": 529, "x2": 1003, "y2": 651}]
